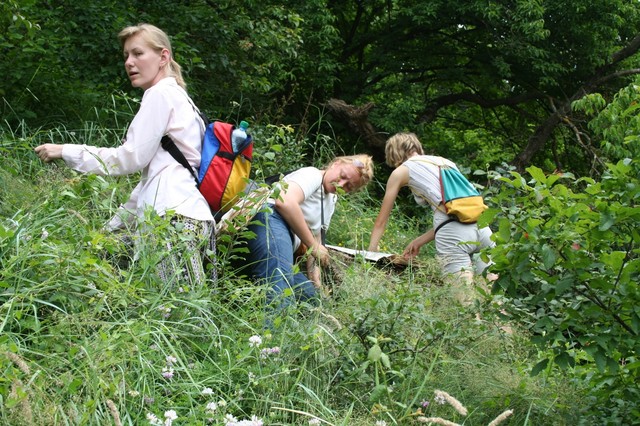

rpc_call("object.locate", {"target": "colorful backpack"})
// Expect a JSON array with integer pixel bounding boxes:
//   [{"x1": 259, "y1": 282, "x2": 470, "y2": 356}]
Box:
[
  {"x1": 161, "y1": 120, "x2": 253, "y2": 214},
  {"x1": 412, "y1": 158, "x2": 487, "y2": 224},
  {"x1": 438, "y1": 165, "x2": 487, "y2": 223}
]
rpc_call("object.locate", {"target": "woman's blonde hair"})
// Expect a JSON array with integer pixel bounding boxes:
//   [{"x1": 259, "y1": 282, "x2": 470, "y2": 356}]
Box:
[
  {"x1": 327, "y1": 154, "x2": 374, "y2": 191},
  {"x1": 118, "y1": 23, "x2": 186, "y2": 89},
  {"x1": 384, "y1": 132, "x2": 424, "y2": 168}
]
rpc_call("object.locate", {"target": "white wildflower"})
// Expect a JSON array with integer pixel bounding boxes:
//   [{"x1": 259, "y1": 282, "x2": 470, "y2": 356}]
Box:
[
  {"x1": 161, "y1": 367, "x2": 174, "y2": 379},
  {"x1": 164, "y1": 410, "x2": 178, "y2": 426},
  {"x1": 146, "y1": 412, "x2": 162, "y2": 426},
  {"x1": 223, "y1": 414, "x2": 264, "y2": 425},
  {"x1": 248, "y1": 335, "x2": 262, "y2": 347},
  {"x1": 224, "y1": 413, "x2": 238, "y2": 425},
  {"x1": 434, "y1": 393, "x2": 447, "y2": 405}
]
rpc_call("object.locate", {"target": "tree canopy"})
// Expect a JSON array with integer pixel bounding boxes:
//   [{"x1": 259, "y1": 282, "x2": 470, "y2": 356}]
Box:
[{"x1": 2, "y1": 0, "x2": 640, "y2": 174}]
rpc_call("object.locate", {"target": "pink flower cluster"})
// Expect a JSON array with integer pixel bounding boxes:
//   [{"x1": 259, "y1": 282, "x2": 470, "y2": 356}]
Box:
[{"x1": 260, "y1": 346, "x2": 281, "y2": 358}]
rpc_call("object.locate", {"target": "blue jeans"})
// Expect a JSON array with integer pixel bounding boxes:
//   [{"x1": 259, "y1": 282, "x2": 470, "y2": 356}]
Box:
[{"x1": 246, "y1": 209, "x2": 318, "y2": 319}]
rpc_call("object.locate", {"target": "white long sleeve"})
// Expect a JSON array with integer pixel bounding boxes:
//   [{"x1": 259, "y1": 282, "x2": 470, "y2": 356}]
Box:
[{"x1": 62, "y1": 78, "x2": 213, "y2": 223}]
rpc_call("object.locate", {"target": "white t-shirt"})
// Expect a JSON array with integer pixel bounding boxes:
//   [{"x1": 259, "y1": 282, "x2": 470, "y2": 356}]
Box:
[
  {"x1": 278, "y1": 167, "x2": 337, "y2": 250},
  {"x1": 61, "y1": 77, "x2": 214, "y2": 229}
]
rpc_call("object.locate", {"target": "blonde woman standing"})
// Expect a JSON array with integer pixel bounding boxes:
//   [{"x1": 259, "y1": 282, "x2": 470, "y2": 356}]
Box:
[{"x1": 35, "y1": 24, "x2": 215, "y2": 288}]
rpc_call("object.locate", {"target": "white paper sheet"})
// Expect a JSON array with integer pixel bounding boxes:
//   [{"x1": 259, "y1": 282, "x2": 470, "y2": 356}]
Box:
[{"x1": 326, "y1": 244, "x2": 405, "y2": 264}]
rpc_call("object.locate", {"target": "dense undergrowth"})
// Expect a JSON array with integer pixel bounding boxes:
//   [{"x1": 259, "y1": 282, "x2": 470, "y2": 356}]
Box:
[{"x1": 0, "y1": 123, "x2": 598, "y2": 425}]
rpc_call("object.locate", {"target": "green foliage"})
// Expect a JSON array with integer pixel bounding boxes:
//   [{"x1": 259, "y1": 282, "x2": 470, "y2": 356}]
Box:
[
  {"x1": 478, "y1": 80, "x2": 640, "y2": 423},
  {"x1": 6, "y1": 1, "x2": 640, "y2": 422},
  {"x1": 330, "y1": 265, "x2": 578, "y2": 425},
  {"x1": 486, "y1": 160, "x2": 639, "y2": 421},
  {"x1": 4, "y1": 0, "x2": 640, "y2": 175},
  {"x1": 328, "y1": 0, "x2": 640, "y2": 173},
  {"x1": 573, "y1": 77, "x2": 640, "y2": 162},
  {"x1": 0, "y1": 122, "x2": 587, "y2": 425},
  {"x1": 250, "y1": 124, "x2": 308, "y2": 180},
  {"x1": 0, "y1": 0, "x2": 333, "y2": 131}
]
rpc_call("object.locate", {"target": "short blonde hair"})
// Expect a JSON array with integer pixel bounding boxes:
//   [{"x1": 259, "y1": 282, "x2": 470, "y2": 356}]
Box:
[
  {"x1": 327, "y1": 154, "x2": 374, "y2": 191},
  {"x1": 118, "y1": 23, "x2": 187, "y2": 89},
  {"x1": 384, "y1": 133, "x2": 424, "y2": 168}
]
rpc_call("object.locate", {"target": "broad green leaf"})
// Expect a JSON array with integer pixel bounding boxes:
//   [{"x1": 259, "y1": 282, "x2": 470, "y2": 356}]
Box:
[
  {"x1": 599, "y1": 212, "x2": 616, "y2": 231},
  {"x1": 530, "y1": 359, "x2": 548, "y2": 376},
  {"x1": 554, "y1": 351, "x2": 575, "y2": 369},
  {"x1": 368, "y1": 344, "x2": 382, "y2": 362},
  {"x1": 477, "y1": 207, "x2": 500, "y2": 228},
  {"x1": 380, "y1": 352, "x2": 391, "y2": 369},
  {"x1": 593, "y1": 349, "x2": 608, "y2": 372},
  {"x1": 541, "y1": 244, "x2": 557, "y2": 269},
  {"x1": 555, "y1": 278, "x2": 573, "y2": 295},
  {"x1": 546, "y1": 174, "x2": 560, "y2": 186},
  {"x1": 369, "y1": 384, "x2": 388, "y2": 403},
  {"x1": 527, "y1": 166, "x2": 546, "y2": 184},
  {"x1": 601, "y1": 251, "x2": 626, "y2": 272}
]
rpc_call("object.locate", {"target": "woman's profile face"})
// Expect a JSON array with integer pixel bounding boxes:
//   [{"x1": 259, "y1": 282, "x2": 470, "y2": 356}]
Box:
[
  {"x1": 324, "y1": 162, "x2": 363, "y2": 194},
  {"x1": 123, "y1": 33, "x2": 168, "y2": 90}
]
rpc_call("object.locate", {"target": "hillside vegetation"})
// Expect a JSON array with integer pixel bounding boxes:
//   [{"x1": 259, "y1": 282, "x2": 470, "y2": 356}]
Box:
[
  {"x1": 1, "y1": 77, "x2": 638, "y2": 425},
  {"x1": 2, "y1": 1, "x2": 639, "y2": 423}
]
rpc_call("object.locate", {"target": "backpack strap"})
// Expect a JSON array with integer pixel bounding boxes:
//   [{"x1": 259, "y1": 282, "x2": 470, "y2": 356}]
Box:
[
  {"x1": 320, "y1": 172, "x2": 326, "y2": 245},
  {"x1": 160, "y1": 92, "x2": 207, "y2": 186},
  {"x1": 434, "y1": 217, "x2": 457, "y2": 234},
  {"x1": 161, "y1": 135, "x2": 199, "y2": 186},
  {"x1": 438, "y1": 166, "x2": 446, "y2": 211}
]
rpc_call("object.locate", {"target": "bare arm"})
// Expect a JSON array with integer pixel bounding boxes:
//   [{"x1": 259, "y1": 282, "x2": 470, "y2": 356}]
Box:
[
  {"x1": 275, "y1": 182, "x2": 330, "y2": 265},
  {"x1": 368, "y1": 166, "x2": 410, "y2": 252},
  {"x1": 306, "y1": 231, "x2": 324, "y2": 287},
  {"x1": 403, "y1": 228, "x2": 435, "y2": 258}
]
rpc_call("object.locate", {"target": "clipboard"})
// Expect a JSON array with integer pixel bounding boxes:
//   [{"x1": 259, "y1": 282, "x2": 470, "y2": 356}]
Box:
[{"x1": 326, "y1": 245, "x2": 409, "y2": 268}]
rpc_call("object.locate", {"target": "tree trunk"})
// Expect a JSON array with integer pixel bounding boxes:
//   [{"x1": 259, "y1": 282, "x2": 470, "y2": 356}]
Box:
[{"x1": 324, "y1": 99, "x2": 387, "y2": 149}]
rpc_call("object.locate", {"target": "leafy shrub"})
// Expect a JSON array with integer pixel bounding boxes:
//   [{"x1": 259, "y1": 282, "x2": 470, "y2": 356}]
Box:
[{"x1": 485, "y1": 106, "x2": 640, "y2": 423}]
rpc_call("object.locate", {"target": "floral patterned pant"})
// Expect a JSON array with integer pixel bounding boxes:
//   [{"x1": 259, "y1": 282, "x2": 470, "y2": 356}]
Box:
[{"x1": 155, "y1": 215, "x2": 216, "y2": 289}]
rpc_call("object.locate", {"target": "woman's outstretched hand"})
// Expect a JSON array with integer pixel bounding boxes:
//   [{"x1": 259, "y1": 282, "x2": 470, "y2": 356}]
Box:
[
  {"x1": 34, "y1": 144, "x2": 63, "y2": 162},
  {"x1": 402, "y1": 228, "x2": 434, "y2": 259},
  {"x1": 402, "y1": 240, "x2": 422, "y2": 259}
]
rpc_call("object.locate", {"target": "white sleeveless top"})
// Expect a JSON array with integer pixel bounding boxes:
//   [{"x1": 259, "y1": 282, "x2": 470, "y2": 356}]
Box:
[{"x1": 403, "y1": 155, "x2": 457, "y2": 207}]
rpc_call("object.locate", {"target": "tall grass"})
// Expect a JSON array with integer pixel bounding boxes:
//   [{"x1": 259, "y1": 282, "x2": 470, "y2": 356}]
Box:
[{"x1": 0, "y1": 123, "x2": 587, "y2": 425}]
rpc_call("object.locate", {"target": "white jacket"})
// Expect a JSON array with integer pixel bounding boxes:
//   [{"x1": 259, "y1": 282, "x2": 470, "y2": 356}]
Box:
[{"x1": 61, "y1": 77, "x2": 213, "y2": 229}]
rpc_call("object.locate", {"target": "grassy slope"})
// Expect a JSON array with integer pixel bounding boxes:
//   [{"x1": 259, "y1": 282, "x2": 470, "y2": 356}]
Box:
[{"x1": 0, "y1": 129, "x2": 585, "y2": 425}]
